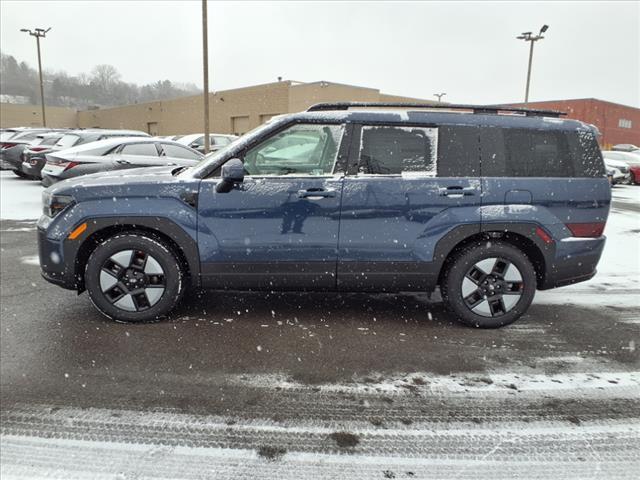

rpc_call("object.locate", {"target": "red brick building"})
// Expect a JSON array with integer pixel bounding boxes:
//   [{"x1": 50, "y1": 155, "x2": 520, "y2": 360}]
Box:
[{"x1": 507, "y1": 98, "x2": 640, "y2": 149}]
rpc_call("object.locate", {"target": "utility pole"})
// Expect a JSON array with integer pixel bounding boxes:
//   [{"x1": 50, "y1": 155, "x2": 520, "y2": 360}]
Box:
[
  {"x1": 434, "y1": 92, "x2": 447, "y2": 102},
  {"x1": 201, "y1": 0, "x2": 211, "y2": 154},
  {"x1": 20, "y1": 27, "x2": 51, "y2": 127},
  {"x1": 517, "y1": 25, "x2": 548, "y2": 104}
]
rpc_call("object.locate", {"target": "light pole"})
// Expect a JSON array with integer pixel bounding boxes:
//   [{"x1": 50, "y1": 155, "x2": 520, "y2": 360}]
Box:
[
  {"x1": 434, "y1": 92, "x2": 447, "y2": 102},
  {"x1": 517, "y1": 24, "x2": 548, "y2": 104},
  {"x1": 20, "y1": 27, "x2": 51, "y2": 127},
  {"x1": 201, "y1": 0, "x2": 211, "y2": 154}
]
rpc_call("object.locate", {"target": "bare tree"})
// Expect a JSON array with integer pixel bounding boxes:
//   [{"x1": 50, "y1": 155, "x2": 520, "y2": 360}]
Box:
[{"x1": 90, "y1": 64, "x2": 121, "y2": 92}]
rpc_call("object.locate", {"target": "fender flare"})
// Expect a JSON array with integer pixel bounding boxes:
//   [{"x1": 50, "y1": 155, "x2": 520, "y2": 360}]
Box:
[
  {"x1": 432, "y1": 222, "x2": 555, "y2": 284},
  {"x1": 67, "y1": 216, "x2": 201, "y2": 289}
]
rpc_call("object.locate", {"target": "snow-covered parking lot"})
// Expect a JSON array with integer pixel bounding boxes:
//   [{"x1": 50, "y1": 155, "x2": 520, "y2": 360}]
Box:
[{"x1": 1, "y1": 171, "x2": 639, "y2": 479}]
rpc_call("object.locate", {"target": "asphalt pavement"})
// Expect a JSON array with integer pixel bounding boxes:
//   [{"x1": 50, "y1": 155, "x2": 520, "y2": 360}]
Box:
[{"x1": 1, "y1": 175, "x2": 639, "y2": 479}]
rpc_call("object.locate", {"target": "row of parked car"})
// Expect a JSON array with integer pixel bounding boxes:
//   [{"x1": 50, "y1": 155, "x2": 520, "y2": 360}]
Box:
[
  {"x1": 2, "y1": 126, "x2": 639, "y2": 188},
  {"x1": 0, "y1": 127, "x2": 237, "y2": 185},
  {"x1": 603, "y1": 146, "x2": 640, "y2": 185}
]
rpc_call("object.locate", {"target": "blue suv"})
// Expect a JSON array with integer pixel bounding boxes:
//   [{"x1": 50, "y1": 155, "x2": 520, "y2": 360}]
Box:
[{"x1": 37, "y1": 103, "x2": 610, "y2": 328}]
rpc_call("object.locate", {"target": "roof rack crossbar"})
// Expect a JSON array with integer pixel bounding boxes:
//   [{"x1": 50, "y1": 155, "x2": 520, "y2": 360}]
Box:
[{"x1": 306, "y1": 102, "x2": 566, "y2": 118}]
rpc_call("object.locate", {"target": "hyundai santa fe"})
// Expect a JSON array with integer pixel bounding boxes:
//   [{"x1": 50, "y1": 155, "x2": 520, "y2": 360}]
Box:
[{"x1": 37, "y1": 103, "x2": 610, "y2": 328}]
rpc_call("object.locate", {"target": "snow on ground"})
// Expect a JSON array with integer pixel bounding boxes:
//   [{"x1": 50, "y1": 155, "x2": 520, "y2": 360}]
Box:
[
  {"x1": 0, "y1": 171, "x2": 42, "y2": 220},
  {"x1": 537, "y1": 185, "x2": 640, "y2": 308},
  {"x1": 1, "y1": 171, "x2": 638, "y2": 479}
]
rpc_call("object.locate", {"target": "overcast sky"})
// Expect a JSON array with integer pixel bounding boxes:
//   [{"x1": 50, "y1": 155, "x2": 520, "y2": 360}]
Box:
[{"x1": 1, "y1": 1, "x2": 638, "y2": 106}]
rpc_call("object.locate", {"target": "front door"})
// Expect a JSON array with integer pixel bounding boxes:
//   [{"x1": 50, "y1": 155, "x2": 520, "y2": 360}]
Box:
[
  {"x1": 197, "y1": 122, "x2": 348, "y2": 290},
  {"x1": 337, "y1": 124, "x2": 483, "y2": 291}
]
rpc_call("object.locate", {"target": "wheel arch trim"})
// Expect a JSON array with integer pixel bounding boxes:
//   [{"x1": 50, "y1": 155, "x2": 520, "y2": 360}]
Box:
[{"x1": 69, "y1": 216, "x2": 201, "y2": 291}]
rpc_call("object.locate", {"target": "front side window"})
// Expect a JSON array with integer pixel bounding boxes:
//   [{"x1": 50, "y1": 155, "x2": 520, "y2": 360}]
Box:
[
  {"x1": 243, "y1": 123, "x2": 343, "y2": 176},
  {"x1": 358, "y1": 126, "x2": 438, "y2": 175},
  {"x1": 120, "y1": 143, "x2": 159, "y2": 156}
]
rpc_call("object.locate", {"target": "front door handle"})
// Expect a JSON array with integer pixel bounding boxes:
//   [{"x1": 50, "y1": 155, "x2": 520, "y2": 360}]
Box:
[
  {"x1": 439, "y1": 186, "x2": 476, "y2": 197},
  {"x1": 297, "y1": 188, "x2": 336, "y2": 199},
  {"x1": 115, "y1": 159, "x2": 131, "y2": 165}
]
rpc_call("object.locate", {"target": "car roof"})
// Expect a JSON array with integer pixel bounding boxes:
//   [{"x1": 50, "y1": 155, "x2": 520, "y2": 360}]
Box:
[
  {"x1": 60, "y1": 136, "x2": 199, "y2": 153},
  {"x1": 279, "y1": 109, "x2": 590, "y2": 131},
  {"x1": 60, "y1": 129, "x2": 149, "y2": 137}
]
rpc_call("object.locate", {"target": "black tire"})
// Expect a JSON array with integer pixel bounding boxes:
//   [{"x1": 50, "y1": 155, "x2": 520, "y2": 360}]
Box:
[
  {"x1": 85, "y1": 233, "x2": 184, "y2": 322},
  {"x1": 441, "y1": 241, "x2": 537, "y2": 328},
  {"x1": 12, "y1": 169, "x2": 29, "y2": 179}
]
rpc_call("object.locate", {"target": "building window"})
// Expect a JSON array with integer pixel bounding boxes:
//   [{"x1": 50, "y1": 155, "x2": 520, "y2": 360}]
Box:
[{"x1": 618, "y1": 118, "x2": 632, "y2": 129}]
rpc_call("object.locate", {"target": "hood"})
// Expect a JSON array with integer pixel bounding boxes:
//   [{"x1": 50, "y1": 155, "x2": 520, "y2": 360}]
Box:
[{"x1": 47, "y1": 166, "x2": 200, "y2": 202}]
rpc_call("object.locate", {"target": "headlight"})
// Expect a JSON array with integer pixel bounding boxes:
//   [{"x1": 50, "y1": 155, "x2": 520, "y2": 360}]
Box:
[{"x1": 42, "y1": 191, "x2": 74, "y2": 218}]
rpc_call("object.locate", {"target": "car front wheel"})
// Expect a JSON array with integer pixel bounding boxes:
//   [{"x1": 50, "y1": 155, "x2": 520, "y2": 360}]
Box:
[
  {"x1": 441, "y1": 241, "x2": 537, "y2": 328},
  {"x1": 85, "y1": 233, "x2": 184, "y2": 322}
]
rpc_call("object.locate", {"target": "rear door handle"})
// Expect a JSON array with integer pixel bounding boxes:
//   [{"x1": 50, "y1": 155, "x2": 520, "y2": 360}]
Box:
[
  {"x1": 115, "y1": 159, "x2": 131, "y2": 165},
  {"x1": 297, "y1": 188, "x2": 336, "y2": 199},
  {"x1": 439, "y1": 186, "x2": 476, "y2": 197}
]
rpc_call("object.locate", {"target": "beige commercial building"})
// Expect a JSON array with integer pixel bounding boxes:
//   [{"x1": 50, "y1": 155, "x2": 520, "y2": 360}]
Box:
[{"x1": 1, "y1": 80, "x2": 433, "y2": 135}]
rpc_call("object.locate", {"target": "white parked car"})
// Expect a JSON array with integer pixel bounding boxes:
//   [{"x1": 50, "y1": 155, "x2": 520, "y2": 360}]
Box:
[
  {"x1": 603, "y1": 156, "x2": 631, "y2": 184},
  {"x1": 602, "y1": 150, "x2": 640, "y2": 185},
  {"x1": 41, "y1": 137, "x2": 203, "y2": 186},
  {"x1": 177, "y1": 133, "x2": 237, "y2": 154}
]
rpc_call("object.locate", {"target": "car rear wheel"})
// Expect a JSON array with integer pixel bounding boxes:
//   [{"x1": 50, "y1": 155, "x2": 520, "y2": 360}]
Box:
[
  {"x1": 441, "y1": 241, "x2": 537, "y2": 328},
  {"x1": 85, "y1": 233, "x2": 184, "y2": 322}
]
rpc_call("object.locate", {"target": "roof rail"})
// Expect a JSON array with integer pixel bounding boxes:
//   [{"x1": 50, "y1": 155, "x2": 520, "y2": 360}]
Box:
[{"x1": 306, "y1": 102, "x2": 566, "y2": 118}]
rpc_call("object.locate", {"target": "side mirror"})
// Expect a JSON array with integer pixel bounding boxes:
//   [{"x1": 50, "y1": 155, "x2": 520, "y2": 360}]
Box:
[{"x1": 216, "y1": 158, "x2": 245, "y2": 193}]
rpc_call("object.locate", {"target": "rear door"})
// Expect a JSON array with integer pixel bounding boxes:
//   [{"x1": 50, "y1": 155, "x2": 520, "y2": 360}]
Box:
[
  {"x1": 337, "y1": 124, "x2": 482, "y2": 291},
  {"x1": 114, "y1": 142, "x2": 162, "y2": 168}
]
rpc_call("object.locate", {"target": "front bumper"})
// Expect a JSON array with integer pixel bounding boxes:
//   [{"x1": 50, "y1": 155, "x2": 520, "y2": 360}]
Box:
[
  {"x1": 0, "y1": 158, "x2": 15, "y2": 170},
  {"x1": 41, "y1": 174, "x2": 59, "y2": 187},
  {"x1": 38, "y1": 224, "x2": 78, "y2": 290},
  {"x1": 539, "y1": 236, "x2": 606, "y2": 289}
]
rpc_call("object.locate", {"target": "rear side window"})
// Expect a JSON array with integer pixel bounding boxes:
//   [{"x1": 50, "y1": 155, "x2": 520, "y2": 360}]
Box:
[
  {"x1": 40, "y1": 137, "x2": 60, "y2": 146},
  {"x1": 56, "y1": 134, "x2": 80, "y2": 148},
  {"x1": 213, "y1": 136, "x2": 231, "y2": 146},
  {"x1": 358, "y1": 126, "x2": 437, "y2": 175},
  {"x1": 121, "y1": 143, "x2": 159, "y2": 156},
  {"x1": 481, "y1": 127, "x2": 605, "y2": 177},
  {"x1": 161, "y1": 143, "x2": 201, "y2": 160}
]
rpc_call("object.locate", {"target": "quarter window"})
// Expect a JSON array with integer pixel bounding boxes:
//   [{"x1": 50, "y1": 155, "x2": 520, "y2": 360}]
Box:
[
  {"x1": 480, "y1": 127, "x2": 605, "y2": 178},
  {"x1": 244, "y1": 124, "x2": 343, "y2": 176},
  {"x1": 358, "y1": 126, "x2": 438, "y2": 175}
]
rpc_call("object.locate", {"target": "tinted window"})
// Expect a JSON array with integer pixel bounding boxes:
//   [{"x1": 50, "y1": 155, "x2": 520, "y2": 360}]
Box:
[
  {"x1": 358, "y1": 126, "x2": 437, "y2": 175},
  {"x1": 244, "y1": 124, "x2": 342, "y2": 176},
  {"x1": 437, "y1": 125, "x2": 480, "y2": 177},
  {"x1": 161, "y1": 143, "x2": 201, "y2": 160},
  {"x1": 480, "y1": 127, "x2": 605, "y2": 177},
  {"x1": 121, "y1": 143, "x2": 158, "y2": 156}
]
